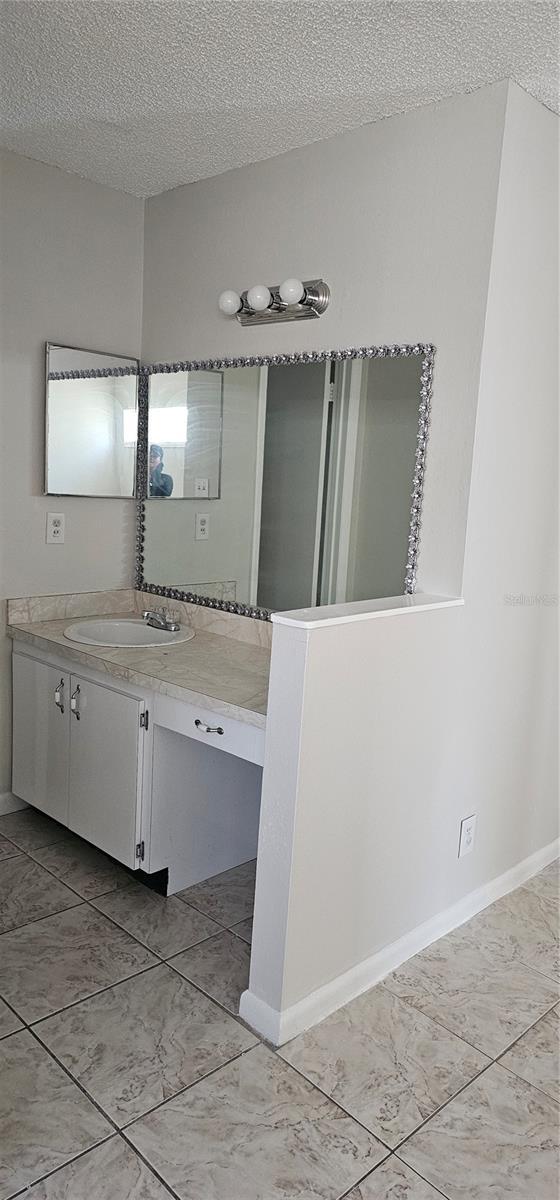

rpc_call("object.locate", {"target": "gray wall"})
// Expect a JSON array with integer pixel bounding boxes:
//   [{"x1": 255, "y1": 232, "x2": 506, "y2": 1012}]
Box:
[{"x1": 0, "y1": 150, "x2": 144, "y2": 791}]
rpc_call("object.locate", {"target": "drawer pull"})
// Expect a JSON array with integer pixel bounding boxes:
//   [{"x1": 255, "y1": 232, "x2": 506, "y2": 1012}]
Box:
[
  {"x1": 54, "y1": 679, "x2": 65, "y2": 714},
  {"x1": 195, "y1": 719, "x2": 224, "y2": 736},
  {"x1": 70, "y1": 684, "x2": 81, "y2": 720}
]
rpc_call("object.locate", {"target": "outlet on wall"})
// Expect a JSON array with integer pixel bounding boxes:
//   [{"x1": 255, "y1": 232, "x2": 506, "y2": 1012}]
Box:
[
  {"x1": 46, "y1": 512, "x2": 65, "y2": 544},
  {"x1": 458, "y1": 813, "x2": 477, "y2": 858},
  {"x1": 195, "y1": 513, "x2": 209, "y2": 541},
  {"x1": 195, "y1": 477, "x2": 209, "y2": 497}
]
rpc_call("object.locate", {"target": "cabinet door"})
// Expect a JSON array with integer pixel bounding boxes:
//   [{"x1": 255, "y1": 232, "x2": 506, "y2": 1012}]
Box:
[
  {"x1": 12, "y1": 653, "x2": 70, "y2": 823},
  {"x1": 68, "y1": 675, "x2": 143, "y2": 868}
]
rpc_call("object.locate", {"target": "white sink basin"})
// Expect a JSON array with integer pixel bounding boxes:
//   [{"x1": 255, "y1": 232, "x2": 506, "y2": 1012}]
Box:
[{"x1": 64, "y1": 618, "x2": 195, "y2": 648}]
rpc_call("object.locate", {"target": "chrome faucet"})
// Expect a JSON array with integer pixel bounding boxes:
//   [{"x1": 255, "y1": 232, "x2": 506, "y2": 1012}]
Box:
[{"x1": 142, "y1": 607, "x2": 180, "y2": 633}]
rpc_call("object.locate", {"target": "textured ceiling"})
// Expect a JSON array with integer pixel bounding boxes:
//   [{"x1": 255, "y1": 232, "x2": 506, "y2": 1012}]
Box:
[{"x1": 0, "y1": 1, "x2": 558, "y2": 197}]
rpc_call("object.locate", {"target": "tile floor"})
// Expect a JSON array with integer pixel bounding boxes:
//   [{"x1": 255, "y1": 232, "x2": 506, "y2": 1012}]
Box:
[{"x1": 0, "y1": 807, "x2": 558, "y2": 1200}]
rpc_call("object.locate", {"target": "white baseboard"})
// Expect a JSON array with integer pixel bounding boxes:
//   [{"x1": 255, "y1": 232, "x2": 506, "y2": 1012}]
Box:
[
  {"x1": 240, "y1": 836, "x2": 559, "y2": 1046},
  {"x1": 0, "y1": 792, "x2": 28, "y2": 816}
]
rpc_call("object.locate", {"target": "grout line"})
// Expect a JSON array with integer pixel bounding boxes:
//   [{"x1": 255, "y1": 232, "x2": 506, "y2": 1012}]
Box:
[
  {"x1": 271, "y1": 1052, "x2": 393, "y2": 1153},
  {"x1": 392, "y1": 1007, "x2": 560, "y2": 1163},
  {"x1": 26, "y1": 1024, "x2": 121, "y2": 1133},
  {"x1": 376, "y1": 980, "x2": 496, "y2": 1059},
  {"x1": 30, "y1": 973, "x2": 259, "y2": 1135},
  {"x1": 515, "y1": 954, "x2": 559, "y2": 989},
  {"x1": 496, "y1": 1054, "x2": 560, "y2": 1106},
  {"x1": 90, "y1": 897, "x2": 226, "y2": 959},
  {"x1": 336, "y1": 1156, "x2": 451, "y2": 1200},
  {"x1": 380, "y1": 970, "x2": 559, "y2": 1062},
  {"x1": 0, "y1": 897, "x2": 84, "y2": 941},
  {"x1": 392, "y1": 1057, "x2": 498, "y2": 1155},
  {"x1": 8, "y1": 1132, "x2": 117, "y2": 1200},
  {"x1": 24, "y1": 846, "x2": 136, "y2": 905},
  {"x1": 28, "y1": 961, "x2": 162, "y2": 1029},
  {"x1": 115, "y1": 1133, "x2": 181, "y2": 1200},
  {"x1": 119, "y1": 1043, "x2": 258, "y2": 1132},
  {"x1": 164, "y1": 955, "x2": 260, "y2": 1037}
]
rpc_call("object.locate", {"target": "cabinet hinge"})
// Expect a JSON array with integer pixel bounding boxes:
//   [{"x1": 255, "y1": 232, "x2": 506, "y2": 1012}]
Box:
[
  {"x1": 135, "y1": 840, "x2": 145, "y2": 862},
  {"x1": 140, "y1": 710, "x2": 149, "y2": 731}
]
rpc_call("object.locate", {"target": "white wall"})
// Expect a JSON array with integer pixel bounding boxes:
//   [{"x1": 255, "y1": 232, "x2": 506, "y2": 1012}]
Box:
[
  {"x1": 243, "y1": 82, "x2": 558, "y2": 1036},
  {"x1": 142, "y1": 83, "x2": 509, "y2": 601},
  {"x1": 0, "y1": 150, "x2": 144, "y2": 790}
]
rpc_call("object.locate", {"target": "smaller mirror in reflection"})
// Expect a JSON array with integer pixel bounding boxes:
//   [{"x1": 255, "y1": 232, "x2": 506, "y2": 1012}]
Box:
[
  {"x1": 45, "y1": 344, "x2": 139, "y2": 498},
  {"x1": 147, "y1": 370, "x2": 223, "y2": 499}
]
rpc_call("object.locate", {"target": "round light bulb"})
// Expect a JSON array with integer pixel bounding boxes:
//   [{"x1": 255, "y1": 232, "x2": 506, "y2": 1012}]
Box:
[
  {"x1": 279, "y1": 277, "x2": 305, "y2": 306},
  {"x1": 218, "y1": 289, "x2": 242, "y2": 316},
  {"x1": 247, "y1": 284, "x2": 272, "y2": 312}
]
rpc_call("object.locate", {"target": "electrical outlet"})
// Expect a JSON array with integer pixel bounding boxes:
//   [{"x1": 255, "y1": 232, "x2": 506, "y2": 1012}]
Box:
[
  {"x1": 458, "y1": 813, "x2": 477, "y2": 858},
  {"x1": 46, "y1": 512, "x2": 65, "y2": 544},
  {"x1": 195, "y1": 477, "x2": 209, "y2": 497},
  {"x1": 195, "y1": 513, "x2": 209, "y2": 541}
]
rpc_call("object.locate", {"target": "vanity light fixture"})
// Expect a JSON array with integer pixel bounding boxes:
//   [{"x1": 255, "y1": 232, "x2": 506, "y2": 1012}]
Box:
[{"x1": 218, "y1": 278, "x2": 330, "y2": 326}]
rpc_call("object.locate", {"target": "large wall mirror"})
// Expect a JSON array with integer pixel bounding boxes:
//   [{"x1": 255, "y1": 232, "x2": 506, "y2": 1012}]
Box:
[
  {"x1": 138, "y1": 344, "x2": 434, "y2": 617},
  {"x1": 45, "y1": 344, "x2": 139, "y2": 497}
]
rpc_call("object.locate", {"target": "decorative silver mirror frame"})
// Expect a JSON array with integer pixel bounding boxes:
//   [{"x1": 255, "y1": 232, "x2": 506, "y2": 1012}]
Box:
[{"x1": 135, "y1": 343, "x2": 435, "y2": 621}]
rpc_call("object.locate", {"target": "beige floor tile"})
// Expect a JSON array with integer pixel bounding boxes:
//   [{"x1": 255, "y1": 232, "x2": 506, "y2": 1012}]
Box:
[
  {"x1": 463, "y1": 885, "x2": 559, "y2": 982},
  {"x1": 399, "y1": 1062, "x2": 559, "y2": 1200},
  {"x1": 178, "y1": 860, "x2": 256, "y2": 926},
  {"x1": 0, "y1": 997, "x2": 23, "y2": 1040},
  {"x1": 385, "y1": 922, "x2": 558, "y2": 1057},
  {"x1": 170, "y1": 929, "x2": 251, "y2": 1014},
  {"x1": 0, "y1": 1028, "x2": 111, "y2": 1200},
  {"x1": 0, "y1": 834, "x2": 19, "y2": 862},
  {"x1": 36, "y1": 963, "x2": 257, "y2": 1126},
  {"x1": 522, "y1": 858, "x2": 559, "y2": 905},
  {"x1": 231, "y1": 917, "x2": 253, "y2": 943},
  {"x1": 127, "y1": 1042, "x2": 387, "y2": 1200},
  {"x1": 279, "y1": 984, "x2": 488, "y2": 1148},
  {"x1": 92, "y1": 882, "x2": 221, "y2": 957},
  {"x1": 499, "y1": 1003, "x2": 559, "y2": 1102},
  {"x1": 346, "y1": 1156, "x2": 447, "y2": 1198},
  {"x1": 0, "y1": 808, "x2": 68, "y2": 852},
  {"x1": 0, "y1": 855, "x2": 80, "y2": 935},
  {"x1": 30, "y1": 837, "x2": 132, "y2": 900},
  {"x1": 20, "y1": 1134, "x2": 175, "y2": 1199},
  {"x1": 0, "y1": 903, "x2": 156, "y2": 1023}
]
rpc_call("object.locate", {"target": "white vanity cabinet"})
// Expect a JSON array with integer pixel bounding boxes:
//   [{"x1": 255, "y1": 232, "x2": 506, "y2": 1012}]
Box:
[
  {"x1": 67, "y1": 676, "x2": 144, "y2": 868},
  {"x1": 12, "y1": 654, "x2": 70, "y2": 826},
  {"x1": 11, "y1": 642, "x2": 265, "y2": 891},
  {"x1": 12, "y1": 648, "x2": 145, "y2": 868}
]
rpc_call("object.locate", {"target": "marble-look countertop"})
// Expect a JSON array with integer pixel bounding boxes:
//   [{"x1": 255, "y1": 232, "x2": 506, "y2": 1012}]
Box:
[{"x1": 8, "y1": 614, "x2": 269, "y2": 729}]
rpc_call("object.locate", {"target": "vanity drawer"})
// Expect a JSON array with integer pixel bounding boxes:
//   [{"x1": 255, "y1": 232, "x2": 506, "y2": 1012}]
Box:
[{"x1": 152, "y1": 693, "x2": 265, "y2": 766}]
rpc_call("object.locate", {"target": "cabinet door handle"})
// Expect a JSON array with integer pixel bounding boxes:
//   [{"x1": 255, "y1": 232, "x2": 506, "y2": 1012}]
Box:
[
  {"x1": 194, "y1": 719, "x2": 224, "y2": 735},
  {"x1": 54, "y1": 679, "x2": 65, "y2": 714},
  {"x1": 70, "y1": 684, "x2": 81, "y2": 720}
]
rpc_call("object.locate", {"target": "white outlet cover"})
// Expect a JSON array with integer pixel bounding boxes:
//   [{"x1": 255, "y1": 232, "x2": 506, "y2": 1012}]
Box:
[
  {"x1": 458, "y1": 813, "x2": 477, "y2": 858},
  {"x1": 46, "y1": 512, "x2": 65, "y2": 544},
  {"x1": 195, "y1": 512, "x2": 209, "y2": 541}
]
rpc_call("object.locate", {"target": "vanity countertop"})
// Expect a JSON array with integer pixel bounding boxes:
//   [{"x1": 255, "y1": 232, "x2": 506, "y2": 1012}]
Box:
[{"x1": 8, "y1": 613, "x2": 269, "y2": 729}]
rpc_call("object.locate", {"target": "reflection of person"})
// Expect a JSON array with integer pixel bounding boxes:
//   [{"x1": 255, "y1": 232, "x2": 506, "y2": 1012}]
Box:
[{"x1": 149, "y1": 444, "x2": 173, "y2": 497}]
